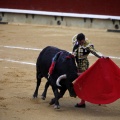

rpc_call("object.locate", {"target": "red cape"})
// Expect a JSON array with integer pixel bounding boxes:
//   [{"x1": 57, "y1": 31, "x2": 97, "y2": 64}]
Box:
[{"x1": 74, "y1": 58, "x2": 120, "y2": 104}]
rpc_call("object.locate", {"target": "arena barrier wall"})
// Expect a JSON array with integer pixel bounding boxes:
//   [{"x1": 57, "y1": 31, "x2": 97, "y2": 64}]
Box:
[{"x1": 0, "y1": 8, "x2": 120, "y2": 29}]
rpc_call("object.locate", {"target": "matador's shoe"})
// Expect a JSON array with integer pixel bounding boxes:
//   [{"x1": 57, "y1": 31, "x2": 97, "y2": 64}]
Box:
[{"x1": 74, "y1": 103, "x2": 86, "y2": 108}]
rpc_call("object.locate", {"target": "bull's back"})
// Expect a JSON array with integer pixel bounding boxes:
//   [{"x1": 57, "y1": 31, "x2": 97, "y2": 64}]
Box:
[
  {"x1": 36, "y1": 46, "x2": 62, "y2": 75},
  {"x1": 38, "y1": 46, "x2": 62, "y2": 63},
  {"x1": 41, "y1": 46, "x2": 61, "y2": 58}
]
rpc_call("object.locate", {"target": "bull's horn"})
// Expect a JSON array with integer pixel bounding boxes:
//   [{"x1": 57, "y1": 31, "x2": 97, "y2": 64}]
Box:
[
  {"x1": 56, "y1": 74, "x2": 67, "y2": 87},
  {"x1": 56, "y1": 73, "x2": 82, "y2": 87}
]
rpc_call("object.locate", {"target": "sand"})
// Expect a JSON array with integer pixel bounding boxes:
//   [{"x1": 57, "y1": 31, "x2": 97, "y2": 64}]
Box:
[{"x1": 0, "y1": 24, "x2": 120, "y2": 120}]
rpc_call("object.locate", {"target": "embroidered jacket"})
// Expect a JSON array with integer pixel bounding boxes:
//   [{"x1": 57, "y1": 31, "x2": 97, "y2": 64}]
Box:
[{"x1": 72, "y1": 34, "x2": 102, "y2": 59}]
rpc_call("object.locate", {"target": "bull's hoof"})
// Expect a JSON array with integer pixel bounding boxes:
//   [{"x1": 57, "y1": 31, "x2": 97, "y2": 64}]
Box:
[
  {"x1": 49, "y1": 99, "x2": 55, "y2": 105},
  {"x1": 33, "y1": 94, "x2": 38, "y2": 98},
  {"x1": 41, "y1": 95, "x2": 46, "y2": 100},
  {"x1": 54, "y1": 105, "x2": 60, "y2": 109}
]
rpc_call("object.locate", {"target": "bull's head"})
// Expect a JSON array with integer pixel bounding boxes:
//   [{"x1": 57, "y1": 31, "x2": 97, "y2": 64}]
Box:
[
  {"x1": 56, "y1": 73, "x2": 81, "y2": 97},
  {"x1": 56, "y1": 53, "x2": 79, "y2": 97},
  {"x1": 56, "y1": 73, "x2": 81, "y2": 87}
]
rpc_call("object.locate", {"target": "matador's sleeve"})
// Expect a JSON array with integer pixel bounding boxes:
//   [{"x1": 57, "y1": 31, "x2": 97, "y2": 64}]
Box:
[{"x1": 86, "y1": 45, "x2": 103, "y2": 58}]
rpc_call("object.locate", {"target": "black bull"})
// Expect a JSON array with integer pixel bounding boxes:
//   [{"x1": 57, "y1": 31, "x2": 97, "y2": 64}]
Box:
[{"x1": 33, "y1": 46, "x2": 78, "y2": 109}]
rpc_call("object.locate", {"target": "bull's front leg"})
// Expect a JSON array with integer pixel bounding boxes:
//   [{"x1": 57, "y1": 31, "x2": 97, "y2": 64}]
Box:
[
  {"x1": 49, "y1": 87, "x2": 67, "y2": 106},
  {"x1": 51, "y1": 86, "x2": 60, "y2": 109},
  {"x1": 54, "y1": 89, "x2": 60, "y2": 109}
]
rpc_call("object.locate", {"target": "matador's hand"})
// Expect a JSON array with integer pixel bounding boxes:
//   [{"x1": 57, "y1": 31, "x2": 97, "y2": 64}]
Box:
[{"x1": 101, "y1": 56, "x2": 109, "y2": 59}]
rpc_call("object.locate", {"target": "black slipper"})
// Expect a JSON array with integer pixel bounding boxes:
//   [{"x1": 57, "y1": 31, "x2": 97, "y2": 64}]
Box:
[{"x1": 74, "y1": 103, "x2": 86, "y2": 108}]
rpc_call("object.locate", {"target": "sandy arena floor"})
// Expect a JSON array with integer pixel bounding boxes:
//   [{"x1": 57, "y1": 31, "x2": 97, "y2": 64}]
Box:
[{"x1": 0, "y1": 24, "x2": 120, "y2": 120}]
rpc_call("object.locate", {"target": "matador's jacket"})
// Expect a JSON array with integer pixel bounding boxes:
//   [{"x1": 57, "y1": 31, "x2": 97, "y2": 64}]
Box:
[{"x1": 72, "y1": 34, "x2": 103, "y2": 72}]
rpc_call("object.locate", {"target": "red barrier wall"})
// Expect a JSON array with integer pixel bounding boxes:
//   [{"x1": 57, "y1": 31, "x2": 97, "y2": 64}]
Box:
[{"x1": 0, "y1": 0, "x2": 120, "y2": 16}]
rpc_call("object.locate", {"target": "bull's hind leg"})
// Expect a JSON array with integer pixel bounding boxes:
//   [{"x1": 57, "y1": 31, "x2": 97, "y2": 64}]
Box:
[
  {"x1": 33, "y1": 72, "x2": 43, "y2": 98},
  {"x1": 41, "y1": 81, "x2": 50, "y2": 100}
]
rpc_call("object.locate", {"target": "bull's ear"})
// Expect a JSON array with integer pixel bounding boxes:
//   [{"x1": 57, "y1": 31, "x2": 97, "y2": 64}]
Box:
[{"x1": 66, "y1": 56, "x2": 71, "y2": 59}]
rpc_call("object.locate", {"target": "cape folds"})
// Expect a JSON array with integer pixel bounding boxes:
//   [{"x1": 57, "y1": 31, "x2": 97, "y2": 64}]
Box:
[{"x1": 74, "y1": 58, "x2": 120, "y2": 104}]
